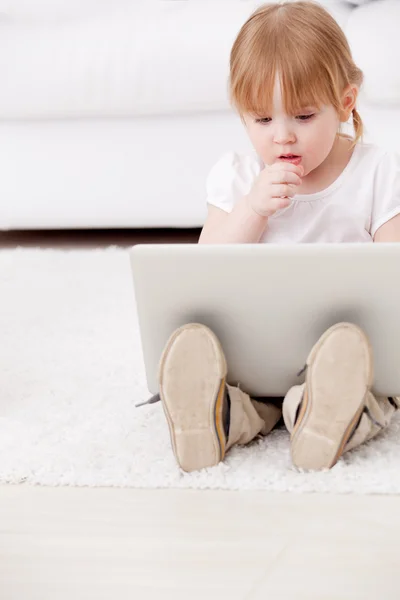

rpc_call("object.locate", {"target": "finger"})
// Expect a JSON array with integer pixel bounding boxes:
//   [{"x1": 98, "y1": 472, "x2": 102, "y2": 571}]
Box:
[
  {"x1": 271, "y1": 183, "x2": 298, "y2": 198},
  {"x1": 269, "y1": 162, "x2": 304, "y2": 177},
  {"x1": 276, "y1": 196, "x2": 292, "y2": 209},
  {"x1": 269, "y1": 170, "x2": 302, "y2": 186},
  {"x1": 268, "y1": 196, "x2": 292, "y2": 214}
]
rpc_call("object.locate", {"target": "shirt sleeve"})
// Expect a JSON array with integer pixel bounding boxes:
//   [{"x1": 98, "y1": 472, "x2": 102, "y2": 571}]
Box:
[
  {"x1": 370, "y1": 150, "x2": 400, "y2": 237},
  {"x1": 205, "y1": 151, "x2": 263, "y2": 214}
]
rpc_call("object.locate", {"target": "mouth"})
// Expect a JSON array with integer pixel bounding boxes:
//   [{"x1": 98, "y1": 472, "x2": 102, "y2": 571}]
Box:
[{"x1": 278, "y1": 154, "x2": 302, "y2": 165}]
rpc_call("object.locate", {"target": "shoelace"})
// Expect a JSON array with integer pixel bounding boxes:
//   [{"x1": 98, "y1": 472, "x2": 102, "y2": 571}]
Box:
[
  {"x1": 297, "y1": 363, "x2": 308, "y2": 377},
  {"x1": 135, "y1": 394, "x2": 161, "y2": 408}
]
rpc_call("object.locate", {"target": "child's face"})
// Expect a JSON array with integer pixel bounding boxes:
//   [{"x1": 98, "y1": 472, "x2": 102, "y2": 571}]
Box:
[{"x1": 243, "y1": 75, "x2": 354, "y2": 178}]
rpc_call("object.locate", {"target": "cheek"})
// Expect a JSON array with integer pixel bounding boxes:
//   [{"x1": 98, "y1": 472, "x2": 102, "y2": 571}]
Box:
[
  {"x1": 303, "y1": 125, "x2": 335, "y2": 160},
  {"x1": 247, "y1": 126, "x2": 265, "y2": 150},
  {"x1": 246, "y1": 130, "x2": 270, "y2": 160}
]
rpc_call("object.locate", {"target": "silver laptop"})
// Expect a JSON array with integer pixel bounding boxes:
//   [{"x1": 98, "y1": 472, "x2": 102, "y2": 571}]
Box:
[{"x1": 130, "y1": 243, "x2": 400, "y2": 397}]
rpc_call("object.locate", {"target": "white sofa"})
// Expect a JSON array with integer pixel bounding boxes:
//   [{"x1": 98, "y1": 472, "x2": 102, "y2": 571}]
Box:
[{"x1": 0, "y1": 0, "x2": 399, "y2": 230}]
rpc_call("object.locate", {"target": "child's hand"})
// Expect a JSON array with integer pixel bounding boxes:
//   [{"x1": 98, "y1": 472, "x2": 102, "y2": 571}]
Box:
[{"x1": 246, "y1": 162, "x2": 304, "y2": 217}]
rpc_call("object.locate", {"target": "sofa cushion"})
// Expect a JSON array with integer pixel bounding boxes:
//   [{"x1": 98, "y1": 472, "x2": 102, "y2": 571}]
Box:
[
  {"x1": 0, "y1": 0, "x2": 364, "y2": 119},
  {"x1": 346, "y1": 0, "x2": 400, "y2": 106},
  {"x1": 0, "y1": 0, "x2": 125, "y2": 21}
]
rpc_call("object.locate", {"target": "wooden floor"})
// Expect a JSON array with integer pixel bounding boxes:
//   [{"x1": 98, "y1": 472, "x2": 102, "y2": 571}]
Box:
[
  {"x1": 1, "y1": 228, "x2": 399, "y2": 599},
  {"x1": 1, "y1": 485, "x2": 400, "y2": 600},
  {"x1": 0, "y1": 227, "x2": 201, "y2": 249}
]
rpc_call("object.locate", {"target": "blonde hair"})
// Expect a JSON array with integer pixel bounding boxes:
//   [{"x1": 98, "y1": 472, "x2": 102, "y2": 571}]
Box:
[{"x1": 229, "y1": 0, "x2": 364, "y2": 148}]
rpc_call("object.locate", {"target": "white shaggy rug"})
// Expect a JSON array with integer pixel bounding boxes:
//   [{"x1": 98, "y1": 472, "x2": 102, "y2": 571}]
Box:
[{"x1": 1, "y1": 248, "x2": 400, "y2": 494}]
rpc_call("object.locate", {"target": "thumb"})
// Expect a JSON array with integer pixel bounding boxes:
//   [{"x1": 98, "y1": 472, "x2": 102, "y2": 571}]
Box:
[{"x1": 271, "y1": 196, "x2": 291, "y2": 213}]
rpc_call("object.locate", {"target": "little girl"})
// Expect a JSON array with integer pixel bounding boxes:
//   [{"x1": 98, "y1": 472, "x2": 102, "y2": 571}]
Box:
[{"x1": 146, "y1": 1, "x2": 400, "y2": 472}]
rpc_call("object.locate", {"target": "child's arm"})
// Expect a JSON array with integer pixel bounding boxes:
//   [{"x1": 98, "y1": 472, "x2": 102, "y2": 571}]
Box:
[
  {"x1": 198, "y1": 196, "x2": 268, "y2": 244},
  {"x1": 374, "y1": 214, "x2": 400, "y2": 242},
  {"x1": 370, "y1": 150, "x2": 400, "y2": 241}
]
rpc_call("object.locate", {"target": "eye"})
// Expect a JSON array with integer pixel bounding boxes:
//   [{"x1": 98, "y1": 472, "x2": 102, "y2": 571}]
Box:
[
  {"x1": 296, "y1": 114, "x2": 315, "y2": 121},
  {"x1": 255, "y1": 114, "x2": 315, "y2": 124}
]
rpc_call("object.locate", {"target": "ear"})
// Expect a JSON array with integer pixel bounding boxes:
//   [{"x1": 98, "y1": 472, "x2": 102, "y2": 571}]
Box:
[{"x1": 339, "y1": 84, "x2": 359, "y2": 122}]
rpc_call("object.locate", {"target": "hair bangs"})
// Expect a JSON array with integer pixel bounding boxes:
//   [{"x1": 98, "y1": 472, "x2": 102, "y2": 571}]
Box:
[
  {"x1": 231, "y1": 33, "x2": 335, "y2": 119},
  {"x1": 278, "y1": 47, "x2": 336, "y2": 115}
]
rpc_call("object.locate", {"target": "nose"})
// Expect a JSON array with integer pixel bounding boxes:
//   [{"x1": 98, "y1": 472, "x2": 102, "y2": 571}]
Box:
[{"x1": 273, "y1": 122, "x2": 296, "y2": 145}]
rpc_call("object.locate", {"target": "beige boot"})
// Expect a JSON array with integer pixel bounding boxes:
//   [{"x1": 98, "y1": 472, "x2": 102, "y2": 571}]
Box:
[
  {"x1": 344, "y1": 393, "x2": 400, "y2": 452},
  {"x1": 284, "y1": 384, "x2": 399, "y2": 463},
  {"x1": 226, "y1": 385, "x2": 282, "y2": 445},
  {"x1": 158, "y1": 323, "x2": 282, "y2": 472},
  {"x1": 283, "y1": 322, "x2": 374, "y2": 470}
]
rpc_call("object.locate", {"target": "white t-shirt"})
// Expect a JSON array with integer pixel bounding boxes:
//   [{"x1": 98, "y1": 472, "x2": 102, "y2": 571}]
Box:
[{"x1": 205, "y1": 142, "x2": 400, "y2": 243}]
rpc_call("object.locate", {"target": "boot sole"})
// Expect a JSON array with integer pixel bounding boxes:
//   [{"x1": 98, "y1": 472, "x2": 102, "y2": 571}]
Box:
[
  {"x1": 291, "y1": 323, "x2": 373, "y2": 470},
  {"x1": 158, "y1": 324, "x2": 228, "y2": 472}
]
